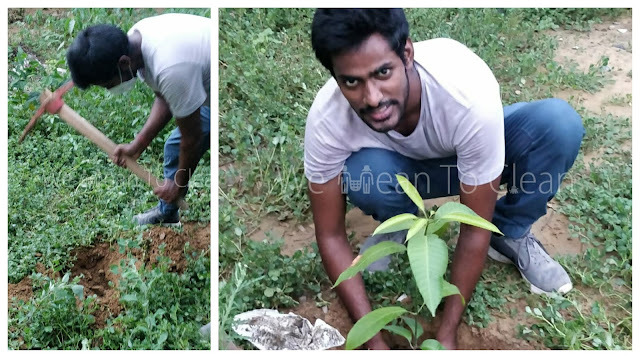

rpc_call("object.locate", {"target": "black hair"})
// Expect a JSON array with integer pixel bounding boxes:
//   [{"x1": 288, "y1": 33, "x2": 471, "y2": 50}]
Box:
[
  {"x1": 66, "y1": 24, "x2": 129, "y2": 89},
  {"x1": 311, "y1": 9, "x2": 409, "y2": 75}
]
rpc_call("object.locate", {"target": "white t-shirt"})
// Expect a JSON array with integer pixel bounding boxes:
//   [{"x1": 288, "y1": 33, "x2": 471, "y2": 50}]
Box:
[
  {"x1": 304, "y1": 38, "x2": 504, "y2": 186},
  {"x1": 128, "y1": 13, "x2": 211, "y2": 118}
]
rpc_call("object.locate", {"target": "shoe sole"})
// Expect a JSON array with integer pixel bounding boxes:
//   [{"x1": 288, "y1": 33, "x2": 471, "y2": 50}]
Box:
[
  {"x1": 136, "y1": 221, "x2": 182, "y2": 228},
  {"x1": 160, "y1": 221, "x2": 182, "y2": 228},
  {"x1": 487, "y1": 246, "x2": 573, "y2": 296}
]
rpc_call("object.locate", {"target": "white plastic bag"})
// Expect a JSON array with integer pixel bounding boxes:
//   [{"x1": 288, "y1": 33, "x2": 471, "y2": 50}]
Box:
[{"x1": 232, "y1": 309, "x2": 345, "y2": 350}]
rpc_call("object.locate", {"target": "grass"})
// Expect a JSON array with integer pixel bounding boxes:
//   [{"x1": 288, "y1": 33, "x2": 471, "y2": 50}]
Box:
[
  {"x1": 8, "y1": 8, "x2": 211, "y2": 349},
  {"x1": 219, "y1": 8, "x2": 632, "y2": 350}
]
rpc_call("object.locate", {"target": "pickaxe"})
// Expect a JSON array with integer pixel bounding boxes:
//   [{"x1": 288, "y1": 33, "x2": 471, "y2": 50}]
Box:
[{"x1": 19, "y1": 81, "x2": 188, "y2": 210}]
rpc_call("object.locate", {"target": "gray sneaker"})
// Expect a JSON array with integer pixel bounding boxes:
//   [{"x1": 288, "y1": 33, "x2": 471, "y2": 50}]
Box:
[
  {"x1": 359, "y1": 230, "x2": 407, "y2": 272},
  {"x1": 488, "y1": 230, "x2": 572, "y2": 296},
  {"x1": 133, "y1": 205, "x2": 181, "y2": 227}
]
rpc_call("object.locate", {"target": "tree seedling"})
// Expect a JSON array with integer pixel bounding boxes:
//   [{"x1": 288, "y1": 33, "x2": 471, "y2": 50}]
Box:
[{"x1": 333, "y1": 175, "x2": 502, "y2": 350}]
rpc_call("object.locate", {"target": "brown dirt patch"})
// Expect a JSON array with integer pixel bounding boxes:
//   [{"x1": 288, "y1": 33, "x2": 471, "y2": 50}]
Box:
[
  {"x1": 289, "y1": 290, "x2": 546, "y2": 350},
  {"x1": 8, "y1": 278, "x2": 33, "y2": 307},
  {"x1": 70, "y1": 242, "x2": 128, "y2": 328},
  {"x1": 285, "y1": 292, "x2": 352, "y2": 349},
  {"x1": 144, "y1": 222, "x2": 211, "y2": 272},
  {"x1": 7, "y1": 222, "x2": 210, "y2": 330},
  {"x1": 553, "y1": 16, "x2": 632, "y2": 119}
]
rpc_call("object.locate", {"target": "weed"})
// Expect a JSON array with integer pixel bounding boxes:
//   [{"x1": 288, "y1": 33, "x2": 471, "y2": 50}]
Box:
[
  {"x1": 98, "y1": 252, "x2": 211, "y2": 350},
  {"x1": 606, "y1": 94, "x2": 632, "y2": 107},
  {"x1": 8, "y1": 273, "x2": 97, "y2": 350},
  {"x1": 519, "y1": 292, "x2": 631, "y2": 349}
]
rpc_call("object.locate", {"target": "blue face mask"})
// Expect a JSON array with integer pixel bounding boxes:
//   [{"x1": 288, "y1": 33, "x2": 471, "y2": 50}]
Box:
[{"x1": 108, "y1": 65, "x2": 137, "y2": 95}]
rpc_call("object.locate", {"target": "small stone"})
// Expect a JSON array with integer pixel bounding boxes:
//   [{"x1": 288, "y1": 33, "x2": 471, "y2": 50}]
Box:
[
  {"x1": 397, "y1": 293, "x2": 408, "y2": 302},
  {"x1": 515, "y1": 90, "x2": 521, "y2": 95},
  {"x1": 558, "y1": 37, "x2": 563, "y2": 41},
  {"x1": 617, "y1": 29, "x2": 628, "y2": 33},
  {"x1": 322, "y1": 306, "x2": 329, "y2": 314},
  {"x1": 613, "y1": 44, "x2": 627, "y2": 50},
  {"x1": 572, "y1": 46, "x2": 580, "y2": 50},
  {"x1": 299, "y1": 295, "x2": 307, "y2": 303},
  {"x1": 35, "y1": 252, "x2": 42, "y2": 257},
  {"x1": 298, "y1": 225, "x2": 306, "y2": 232},
  {"x1": 609, "y1": 25, "x2": 616, "y2": 30},
  {"x1": 160, "y1": 232, "x2": 166, "y2": 240},
  {"x1": 613, "y1": 21, "x2": 620, "y2": 25}
]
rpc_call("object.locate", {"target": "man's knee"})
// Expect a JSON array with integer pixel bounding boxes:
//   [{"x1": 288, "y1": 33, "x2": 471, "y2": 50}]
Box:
[
  {"x1": 544, "y1": 98, "x2": 584, "y2": 139},
  {"x1": 343, "y1": 148, "x2": 417, "y2": 219},
  {"x1": 533, "y1": 98, "x2": 584, "y2": 153}
]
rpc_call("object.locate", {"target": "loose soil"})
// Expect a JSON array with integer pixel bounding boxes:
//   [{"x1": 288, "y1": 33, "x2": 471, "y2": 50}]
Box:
[
  {"x1": 286, "y1": 289, "x2": 545, "y2": 350},
  {"x1": 8, "y1": 222, "x2": 210, "y2": 330},
  {"x1": 248, "y1": 16, "x2": 632, "y2": 350}
]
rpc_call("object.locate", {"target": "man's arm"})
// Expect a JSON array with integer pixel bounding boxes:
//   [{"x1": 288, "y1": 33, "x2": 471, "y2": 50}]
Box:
[
  {"x1": 436, "y1": 176, "x2": 500, "y2": 349},
  {"x1": 309, "y1": 175, "x2": 388, "y2": 350},
  {"x1": 173, "y1": 108, "x2": 203, "y2": 189},
  {"x1": 112, "y1": 94, "x2": 173, "y2": 166},
  {"x1": 152, "y1": 107, "x2": 203, "y2": 203}
]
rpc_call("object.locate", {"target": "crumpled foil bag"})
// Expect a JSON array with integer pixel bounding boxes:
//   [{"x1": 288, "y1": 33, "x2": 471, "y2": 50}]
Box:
[{"x1": 232, "y1": 309, "x2": 345, "y2": 350}]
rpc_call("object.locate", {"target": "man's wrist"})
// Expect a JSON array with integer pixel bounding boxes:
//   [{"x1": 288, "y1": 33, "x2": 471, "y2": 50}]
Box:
[
  {"x1": 132, "y1": 135, "x2": 149, "y2": 154},
  {"x1": 365, "y1": 332, "x2": 387, "y2": 349}
]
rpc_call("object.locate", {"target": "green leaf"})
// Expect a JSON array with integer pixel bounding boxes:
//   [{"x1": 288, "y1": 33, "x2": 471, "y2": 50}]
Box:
[
  {"x1": 333, "y1": 241, "x2": 406, "y2": 288},
  {"x1": 426, "y1": 219, "x2": 449, "y2": 235},
  {"x1": 401, "y1": 316, "x2": 424, "y2": 340},
  {"x1": 62, "y1": 272, "x2": 70, "y2": 284},
  {"x1": 346, "y1": 306, "x2": 407, "y2": 350},
  {"x1": 121, "y1": 294, "x2": 138, "y2": 303},
  {"x1": 434, "y1": 202, "x2": 502, "y2": 234},
  {"x1": 441, "y1": 279, "x2": 465, "y2": 305},
  {"x1": 264, "y1": 287, "x2": 275, "y2": 297},
  {"x1": 71, "y1": 284, "x2": 84, "y2": 300},
  {"x1": 68, "y1": 19, "x2": 76, "y2": 36},
  {"x1": 396, "y1": 175, "x2": 425, "y2": 216},
  {"x1": 157, "y1": 332, "x2": 168, "y2": 346},
  {"x1": 406, "y1": 218, "x2": 428, "y2": 242},
  {"x1": 383, "y1": 325, "x2": 412, "y2": 344},
  {"x1": 373, "y1": 213, "x2": 418, "y2": 235},
  {"x1": 407, "y1": 234, "x2": 448, "y2": 316},
  {"x1": 420, "y1": 339, "x2": 446, "y2": 350}
]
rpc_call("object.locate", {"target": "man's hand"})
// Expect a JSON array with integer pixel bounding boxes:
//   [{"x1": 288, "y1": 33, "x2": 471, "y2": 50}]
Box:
[
  {"x1": 112, "y1": 141, "x2": 142, "y2": 167},
  {"x1": 436, "y1": 176, "x2": 501, "y2": 349},
  {"x1": 436, "y1": 332, "x2": 457, "y2": 350},
  {"x1": 153, "y1": 178, "x2": 186, "y2": 203},
  {"x1": 309, "y1": 175, "x2": 385, "y2": 350},
  {"x1": 365, "y1": 334, "x2": 390, "y2": 350}
]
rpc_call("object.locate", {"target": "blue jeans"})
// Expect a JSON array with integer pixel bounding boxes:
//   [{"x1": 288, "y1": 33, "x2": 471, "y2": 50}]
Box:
[
  {"x1": 159, "y1": 106, "x2": 211, "y2": 215},
  {"x1": 342, "y1": 98, "x2": 584, "y2": 238}
]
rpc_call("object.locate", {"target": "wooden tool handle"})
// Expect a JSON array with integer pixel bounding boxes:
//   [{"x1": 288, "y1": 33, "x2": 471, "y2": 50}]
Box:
[{"x1": 41, "y1": 90, "x2": 188, "y2": 210}]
